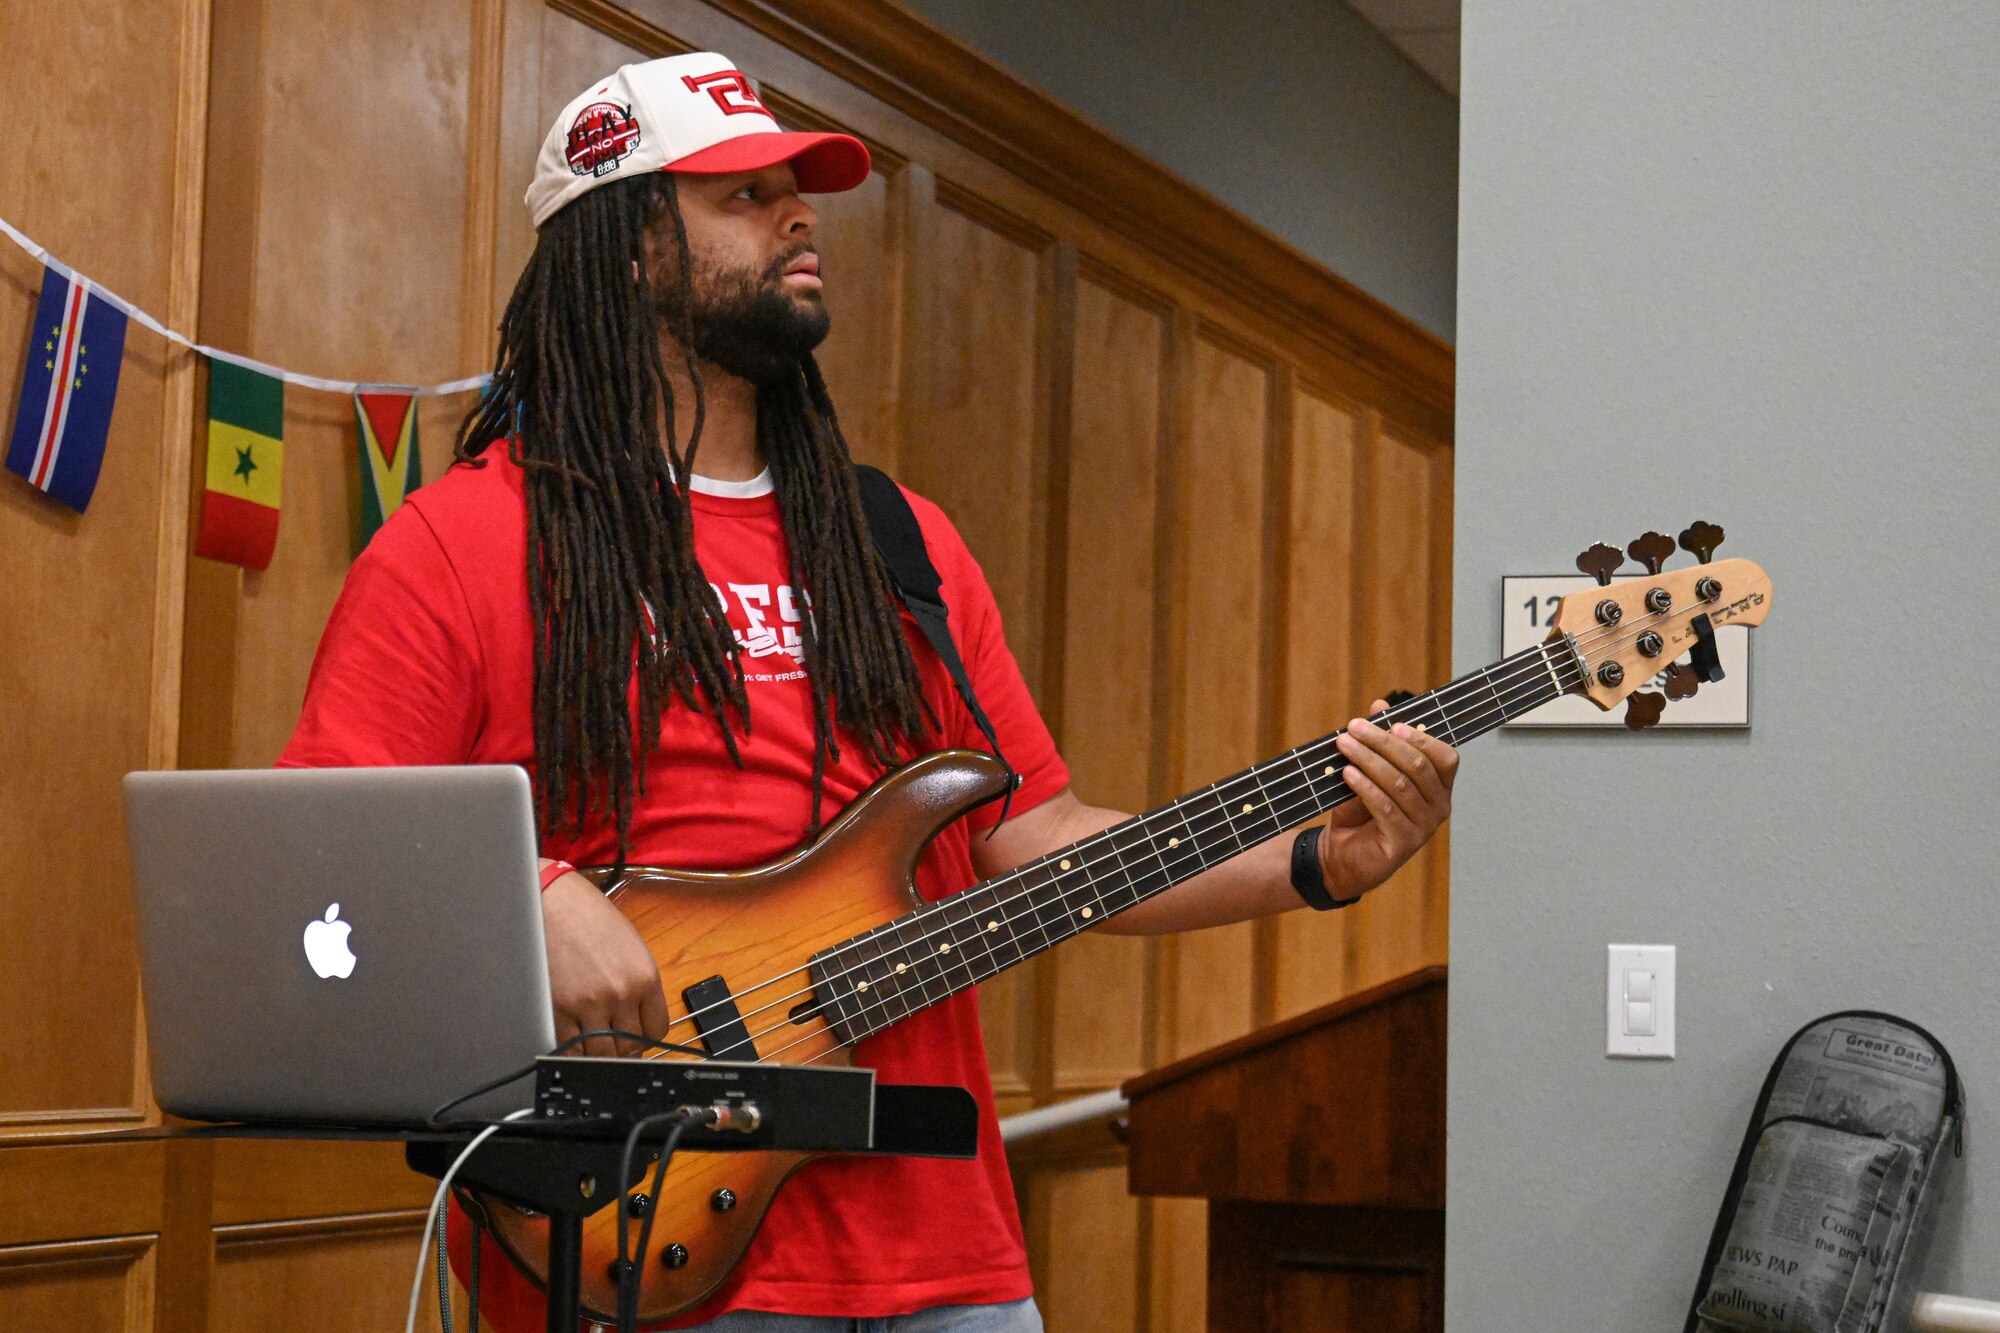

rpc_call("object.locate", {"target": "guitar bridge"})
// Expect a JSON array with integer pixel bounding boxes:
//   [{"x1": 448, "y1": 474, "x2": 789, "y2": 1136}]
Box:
[{"x1": 682, "y1": 975, "x2": 758, "y2": 1061}]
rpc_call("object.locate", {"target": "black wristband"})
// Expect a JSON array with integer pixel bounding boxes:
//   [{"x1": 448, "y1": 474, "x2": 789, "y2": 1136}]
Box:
[{"x1": 1290, "y1": 826, "x2": 1362, "y2": 911}]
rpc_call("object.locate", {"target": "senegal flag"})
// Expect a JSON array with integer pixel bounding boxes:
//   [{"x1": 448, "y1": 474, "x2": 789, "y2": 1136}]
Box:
[
  {"x1": 353, "y1": 390, "x2": 422, "y2": 552},
  {"x1": 194, "y1": 359, "x2": 284, "y2": 569}
]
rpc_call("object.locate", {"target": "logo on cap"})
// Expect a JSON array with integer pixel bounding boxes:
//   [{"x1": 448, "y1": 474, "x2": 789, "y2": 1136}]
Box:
[
  {"x1": 681, "y1": 69, "x2": 771, "y2": 118},
  {"x1": 566, "y1": 101, "x2": 642, "y2": 177}
]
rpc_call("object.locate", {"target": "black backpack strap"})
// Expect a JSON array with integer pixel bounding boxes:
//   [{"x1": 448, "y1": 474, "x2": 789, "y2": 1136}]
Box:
[{"x1": 853, "y1": 464, "x2": 1020, "y2": 826}]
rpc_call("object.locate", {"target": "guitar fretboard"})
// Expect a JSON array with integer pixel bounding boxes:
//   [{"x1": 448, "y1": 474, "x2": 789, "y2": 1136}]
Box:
[{"x1": 808, "y1": 636, "x2": 1585, "y2": 1044}]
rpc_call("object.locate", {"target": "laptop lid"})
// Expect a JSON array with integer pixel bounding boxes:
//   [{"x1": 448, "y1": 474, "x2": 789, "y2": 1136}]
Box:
[{"x1": 123, "y1": 764, "x2": 557, "y2": 1125}]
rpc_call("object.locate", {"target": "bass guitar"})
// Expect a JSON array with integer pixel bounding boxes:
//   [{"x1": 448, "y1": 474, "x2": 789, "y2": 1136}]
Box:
[{"x1": 476, "y1": 525, "x2": 1772, "y2": 1321}]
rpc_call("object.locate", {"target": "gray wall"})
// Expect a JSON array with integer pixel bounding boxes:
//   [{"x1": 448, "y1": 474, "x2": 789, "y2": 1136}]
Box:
[
  {"x1": 1450, "y1": 3, "x2": 2000, "y2": 1326},
  {"x1": 902, "y1": 0, "x2": 1460, "y2": 342}
]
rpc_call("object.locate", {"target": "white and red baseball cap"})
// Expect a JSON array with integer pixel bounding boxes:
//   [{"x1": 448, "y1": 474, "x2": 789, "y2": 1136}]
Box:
[{"x1": 526, "y1": 52, "x2": 871, "y2": 228}]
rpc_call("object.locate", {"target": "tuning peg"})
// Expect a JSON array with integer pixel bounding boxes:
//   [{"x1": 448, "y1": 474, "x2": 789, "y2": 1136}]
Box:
[
  {"x1": 1627, "y1": 531, "x2": 1676, "y2": 575},
  {"x1": 1662, "y1": 662, "x2": 1701, "y2": 701},
  {"x1": 1576, "y1": 542, "x2": 1626, "y2": 586},
  {"x1": 1678, "y1": 520, "x2": 1725, "y2": 564},
  {"x1": 1624, "y1": 691, "x2": 1667, "y2": 731}
]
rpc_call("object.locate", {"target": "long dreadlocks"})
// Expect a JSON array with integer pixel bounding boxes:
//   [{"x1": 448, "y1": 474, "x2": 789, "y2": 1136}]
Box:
[{"x1": 453, "y1": 173, "x2": 934, "y2": 867}]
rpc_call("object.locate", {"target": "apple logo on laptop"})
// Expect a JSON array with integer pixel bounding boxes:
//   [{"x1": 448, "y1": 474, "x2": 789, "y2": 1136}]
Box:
[{"x1": 303, "y1": 902, "x2": 357, "y2": 979}]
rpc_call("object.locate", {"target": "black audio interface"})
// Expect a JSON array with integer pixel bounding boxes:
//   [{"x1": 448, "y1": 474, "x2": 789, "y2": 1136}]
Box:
[{"x1": 532, "y1": 1056, "x2": 876, "y2": 1152}]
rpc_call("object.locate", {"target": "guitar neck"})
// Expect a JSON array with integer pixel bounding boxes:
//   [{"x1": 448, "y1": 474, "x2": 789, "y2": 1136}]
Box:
[{"x1": 814, "y1": 637, "x2": 1585, "y2": 1044}]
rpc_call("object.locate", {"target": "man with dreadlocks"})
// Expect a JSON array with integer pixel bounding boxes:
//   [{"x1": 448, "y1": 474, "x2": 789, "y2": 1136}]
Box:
[{"x1": 281, "y1": 52, "x2": 1458, "y2": 1333}]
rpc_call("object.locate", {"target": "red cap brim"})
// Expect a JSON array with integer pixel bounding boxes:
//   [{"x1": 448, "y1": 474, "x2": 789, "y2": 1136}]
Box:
[{"x1": 663, "y1": 131, "x2": 872, "y2": 193}]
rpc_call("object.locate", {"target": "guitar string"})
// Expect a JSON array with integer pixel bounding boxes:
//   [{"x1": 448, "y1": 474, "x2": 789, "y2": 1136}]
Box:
[
  {"x1": 749, "y1": 650, "x2": 1598, "y2": 1065},
  {"x1": 644, "y1": 588, "x2": 1736, "y2": 1056},
  {"x1": 747, "y1": 591, "x2": 1736, "y2": 1065},
  {"x1": 646, "y1": 590, "x2": 1724, "y2": 1058},
  {"x1": 646, "y1": 640, "x2": 1575, "y2": 1050}
]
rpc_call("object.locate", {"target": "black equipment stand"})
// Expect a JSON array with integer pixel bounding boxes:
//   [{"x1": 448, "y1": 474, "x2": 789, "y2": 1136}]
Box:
[{"x1": 404, "y1": 1076, "x2": 979, "y2": 1333}]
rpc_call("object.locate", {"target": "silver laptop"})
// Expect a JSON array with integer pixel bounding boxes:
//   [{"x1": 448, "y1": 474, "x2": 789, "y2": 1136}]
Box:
[{"x1": 123, "y1": 764, "x2": 558, "y2": 1124}]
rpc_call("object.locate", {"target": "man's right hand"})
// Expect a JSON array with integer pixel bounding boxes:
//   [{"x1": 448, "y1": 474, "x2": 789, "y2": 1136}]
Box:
[{"x1": 540, "y1": 868, "x2": 671, "y2": 1057}]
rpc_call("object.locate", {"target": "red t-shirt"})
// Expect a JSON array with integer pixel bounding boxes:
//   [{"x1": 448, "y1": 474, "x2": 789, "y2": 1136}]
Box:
[{"x1": 277, "y1": 449, "x2": 1069, "y2": 1328}]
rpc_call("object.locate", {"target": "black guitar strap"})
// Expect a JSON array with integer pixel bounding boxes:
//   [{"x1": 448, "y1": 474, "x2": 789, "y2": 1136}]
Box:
[{"x1": 853, "y1": 464, "x2": 1019, "y2": 826}]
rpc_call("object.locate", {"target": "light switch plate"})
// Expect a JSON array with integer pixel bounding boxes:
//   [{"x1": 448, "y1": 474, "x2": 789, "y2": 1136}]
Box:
[{"x1": 1607, "y1": 944, "x2": 1676, "y2": 1058}]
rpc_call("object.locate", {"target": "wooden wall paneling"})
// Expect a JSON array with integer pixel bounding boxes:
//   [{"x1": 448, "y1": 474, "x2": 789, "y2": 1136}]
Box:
[
  {"x1": 897, "y1": 170, "x2": 1056, "y2": 1112},
  {"x1": 462, "y1": 0, "x2": 511, "y2": 375},
  {"x1": 0, "y1": 0, "x2": 208, "y2": 1134},
  {"x1": 155, "y1": 1138, "x2": 217, "y2": 1333},
  {"x1": 208, "y1": 1214, "x2": 436, "y2": 1330},
  {"x1": 1046, "y1": 269, "x2": 1169, "y2": 1097},
  {"x1": 1269, "y1": 387, "x2": 1367, "y2": 1019},
  {"x1": 0, "y1": 1236, "x2": 158, "y2": 1331},
  {"x1": 1247, "y1": 364, "x2": 1293, "y2": 1032},
  {"x1": 0, "y1": 1140, "x2": 166, "y2": 1249},
  {"x1": 1028, "y1": 1166, "x2": 1141, "y2": 1332},
  {"x1": 176, "y1": 0, "x2": 264, "y2": 779},
  {"x1": 207, "y1": 1140, "x2": 434, "y2": 1226},
  {"x1": 1146, "y1": 1196, "x2": 1206, "y2": 1333},
  {"x1": 898, "y1": 180, "x2": 1051, "y2": 686},
  {"x1": 1342, "y1": 420, "x2": 1453, "y2": 994},
  {"x1": 222, "y1": 0, "x2": 481, "y2": 768},
  {"x1": 487, "y1": 0, "x2": 550, "y2": 333},
  {"x1": 1161, "y1": 330, "x2": 1273, "y2": 1063}
]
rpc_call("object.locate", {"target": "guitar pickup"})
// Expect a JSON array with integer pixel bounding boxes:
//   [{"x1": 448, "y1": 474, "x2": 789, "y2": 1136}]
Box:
[{"x1": 682, "y1": 975, "x2": 758, "y2": 1061}]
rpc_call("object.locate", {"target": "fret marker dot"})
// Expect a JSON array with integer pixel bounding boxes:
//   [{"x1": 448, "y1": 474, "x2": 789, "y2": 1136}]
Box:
[
  {"x1": 857, "y1": 981, "x2": 869, "y2": 992},
  {"x1": 896, "y1": 963, "x2": 907, "y2": 973},
  {"x1": 1080, "y1": 907, "x2": 1093, "y2": 919},
  {"x1": 1060, "y1": 859, "x2": 1071, "y2": 870},
  {"x1": 1243, "y1": 802, "x2": 1255, "y2": 813},
  {"x1": 1415, "y1": 722, "x2": 1428, "y2": 734},
  {"x1": 1168, "y1": 837, "x2": 1180, "y2": 848},
  {"x1": 987, "y1": 921, "x2": 999, "y2": 932},
  {"x1": 1324, "y1": 766, "x2": 1335, "y2": 776}
]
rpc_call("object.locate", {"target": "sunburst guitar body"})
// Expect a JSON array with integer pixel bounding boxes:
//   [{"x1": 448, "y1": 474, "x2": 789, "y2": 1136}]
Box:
[{"x1": 476, "y1": 750, "x2": 1013, "y2": 1323}]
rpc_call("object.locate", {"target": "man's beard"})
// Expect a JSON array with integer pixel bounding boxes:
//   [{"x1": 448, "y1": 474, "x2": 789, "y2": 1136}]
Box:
[{"x1": 668, "y1": 245, "x2": 831, "y2": 386}]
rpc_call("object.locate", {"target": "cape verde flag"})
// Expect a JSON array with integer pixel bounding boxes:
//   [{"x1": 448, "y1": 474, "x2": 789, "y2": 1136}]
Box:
[{"x1": 6, "y1": 263, "x2": 129, "y2": 513}]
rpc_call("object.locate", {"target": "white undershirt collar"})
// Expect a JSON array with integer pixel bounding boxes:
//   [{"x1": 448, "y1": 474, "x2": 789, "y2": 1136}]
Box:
[{"x1": 684, "y1": 468, "x2": 774, "y2": 498}]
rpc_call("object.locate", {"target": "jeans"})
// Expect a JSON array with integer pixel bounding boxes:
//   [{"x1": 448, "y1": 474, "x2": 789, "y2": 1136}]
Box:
[{"x1": 657, "y1": 1297, "x2": 1044, "y2": 1333}]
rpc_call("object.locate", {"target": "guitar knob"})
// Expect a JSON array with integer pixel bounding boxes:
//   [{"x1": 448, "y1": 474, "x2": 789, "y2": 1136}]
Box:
[
  {"x1": 661, "y1": 1243, "x2": 690, "y2": 1269},
  {"x1": 626, "y1": 1193, "x2": 652, "y2": 1218},
  {"x1": 1678, "y1": 520, "x2": 1725, "y2": 564},
  {"x1": 1576, "y1": 542, "x2": 1625, "y2": 587},
  {"x1": 711, "y1": 1189, "x2": 738, "y2": 1212},
  {"x1": 1627, "y1": 531, "x2": 1675, "y2": 575},
  {"x1": 1625, "y1": 692, "x2": 1666, "y2": 730}
]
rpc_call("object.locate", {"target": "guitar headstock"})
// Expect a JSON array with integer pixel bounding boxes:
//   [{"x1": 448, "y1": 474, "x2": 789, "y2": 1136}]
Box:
[{"x1": 1551, "y1": 524, "x2": 1772, "y2": 728}]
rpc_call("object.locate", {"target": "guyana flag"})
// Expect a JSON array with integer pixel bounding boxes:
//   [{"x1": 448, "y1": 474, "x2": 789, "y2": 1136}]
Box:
[
  {"x1": 353, "y1": 390, "x2": 422, "y2": 551},
  {"x1": 194, "y1": 359, "x2": 284, "y2": 569}
]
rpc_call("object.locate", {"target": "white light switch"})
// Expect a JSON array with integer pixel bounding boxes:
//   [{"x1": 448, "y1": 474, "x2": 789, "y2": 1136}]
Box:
[{"x1": 1608, "y1": 945, "x2": 1675, "y2": 1058}]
